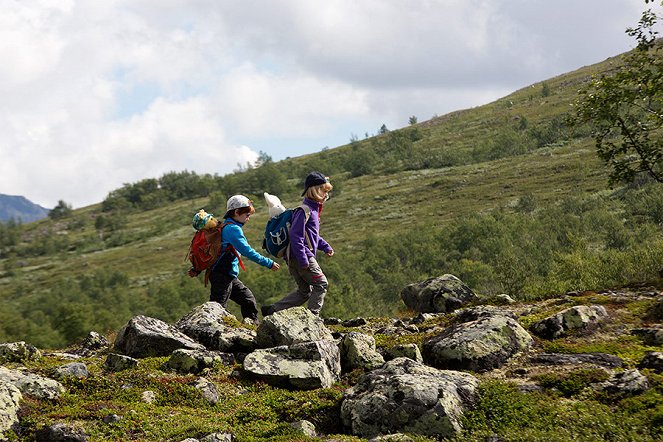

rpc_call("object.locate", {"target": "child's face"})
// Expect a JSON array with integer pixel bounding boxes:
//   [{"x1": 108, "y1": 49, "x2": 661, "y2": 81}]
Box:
[{"x1": 234, "y1": 211, "x2": 251, "y2": 224}]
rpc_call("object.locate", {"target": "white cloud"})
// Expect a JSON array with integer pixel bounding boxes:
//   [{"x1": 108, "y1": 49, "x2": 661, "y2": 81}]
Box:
[{"x1": 0, "y1": 0, "x2": 655, "y2": 208}]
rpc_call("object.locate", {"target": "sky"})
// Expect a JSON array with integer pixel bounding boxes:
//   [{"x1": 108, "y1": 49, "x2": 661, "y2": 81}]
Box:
[{"x1": 0, "y1": 0, "x2": 658, "y2": 209}]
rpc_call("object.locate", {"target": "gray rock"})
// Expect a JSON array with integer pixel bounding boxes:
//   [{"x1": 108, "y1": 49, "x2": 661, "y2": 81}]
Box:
[
  {"x1": 54, "y1": 362, "x2": 89, "y2": 380},
  {"x1": 639, "y1": 352, "x2": 663, "y2": 373},
  {"x1": 34, "y1": 423, "x2": 88, "y2": 441},
  {"x1": 530, "y1": 305, "x2": 608, "y2": 339},
  {"x1": 176, "y1": 302, "x2": 256, "y2": 352},
  {"x1": 0, "y1": 381, "x2": 21, "y2": 437},
  {"x1": 422, "y1": 315, "x2": 533, "y2": 372},
  {"x1": 369, "y1": 434, "x2": 415, "y2": 442},
  {"x1": 77, "y1": 331, "x2": 110, "y2": 356},
  {"x1": 454, "y1": 306, "x2": 516, "y2": 323},
  {"x1": 255, "y1": 307, "x2": 333, "y2": 348},
  {"x1": 114, "y1": 315, "x2": 205, "y2": 358},
  {"x1": 385, "y1": 344, "x2": 423, "y2": 363},
  {"x1": 0, "y1": 341, "x2": 41, "y2": 363},
  {"x1": 290, "y1": 419, "x2": 317, "y2": 437},
  {"x1": 652, "y1": 297, "x2": 663, "y2": 320},
  {"x1": 165, "y1": 349, "x2": 234, "y2": 374},
  {"x1": 191, "y1": 378, "x2": 219, "y2": 405},
  {"x1": 632, "y1": 327, "x2": 663, "y2": 346},
  {"x1": 102, "y1": 414, "x2": 122, "y2": 424},
  {"x1": 243, "y1": 340, "x2": 341, "y2": 390},
  {"x1": 342, "y1": 317, "x2": 368, "y2": 327},
  {"x1": 340, "y1": 332, "x2": 384, "y2": 372},
  {"x1": 0, "y1": 367, "x2": 64, "y2": 400},
  {"x1": 142, "y1": 390, "x2": 156, "y2": 403},
  {"x1": 598, "y1": 369, "x2": 649, "y2": 396},
  {"x1": 104, "y1": 353, "x2": 138, "y2": 372},
  {"x1": 530, "y1": 352, "x2": 623, "y2": 368},
  {"x1": 400, "y1": 274, "x2": 476, "y2": 313},
  {"x1": 341, "y1": 357, "x2": 479, "y2": 439},
  {"x1": 200, "y1": 433, "x2": 234, "y2": 442}
]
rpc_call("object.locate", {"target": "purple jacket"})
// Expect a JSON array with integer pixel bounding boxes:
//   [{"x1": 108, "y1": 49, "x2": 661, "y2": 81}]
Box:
[{"x1": 289, "y1": 197, "x2": 332, "y2": 268}]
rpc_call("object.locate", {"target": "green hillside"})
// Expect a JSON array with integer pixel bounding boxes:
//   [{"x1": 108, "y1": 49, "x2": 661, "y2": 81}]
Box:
[{"x1": 1, "y1": 51, "x2": 662, "y2": 349}]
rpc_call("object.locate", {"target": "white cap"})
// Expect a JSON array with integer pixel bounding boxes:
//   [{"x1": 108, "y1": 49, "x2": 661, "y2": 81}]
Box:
[{"x1": 226, "y1": 195, "x2": 252, "y2": 212}]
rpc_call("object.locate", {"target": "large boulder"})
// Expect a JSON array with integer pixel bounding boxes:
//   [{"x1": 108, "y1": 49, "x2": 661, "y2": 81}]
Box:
[
  {"x1": 113, "y1": 315, "x2": 205, "y2": 358},
  {"x1": 530, "y1": 305, "x2": 609, "y2": 339},
  {"x1": 176, "y1": 302, "x2": 256, "y2": 352},
  {"x1": 0, "y1": 381, "x2": 21, "y2": 437},
  {"x1": 0, "y1": 367, "x2": 64, "y2": 400},
  {"x1": 341, "y1": 357, "x2": 478, "y2": 439},
  {"x1": 243, "y1": 340, "x2": 341, "y2": 390},
  {"x1": 400, "y1": 275, "x2": 476, "y2": 313},
  {"x1": 255, "y1": 307, "x2": 333, "y2": 348},
  {"x1": 340, "y1": 332, "x2": 384, "y2": 372},
  {"x1": 422, "y1": 314, "x2": 533, "y2": 372}
]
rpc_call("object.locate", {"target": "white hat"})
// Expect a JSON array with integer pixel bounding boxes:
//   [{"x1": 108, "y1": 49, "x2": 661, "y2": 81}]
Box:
[{"x1": 226, "y1": 195, "x2": 252, "y2": 212}]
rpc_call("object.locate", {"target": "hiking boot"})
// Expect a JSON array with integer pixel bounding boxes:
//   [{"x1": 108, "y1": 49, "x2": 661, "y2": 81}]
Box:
[{"x1": 261, "y1": 305, "x2": 274, "y2": 317}]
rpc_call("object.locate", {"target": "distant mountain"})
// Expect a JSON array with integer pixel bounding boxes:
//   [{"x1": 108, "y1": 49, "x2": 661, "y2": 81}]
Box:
[{"x1": 0, "y1": 194, "x2": 50, "y2": 223}]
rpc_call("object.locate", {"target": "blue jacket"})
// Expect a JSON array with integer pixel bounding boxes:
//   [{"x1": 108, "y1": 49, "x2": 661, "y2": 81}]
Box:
[
  {"x1": 289, "y1": 198, "x2": 332, "y2": 268},
  {"x1": 217, "y1": 218, "x2": 274, "y2": 278}
]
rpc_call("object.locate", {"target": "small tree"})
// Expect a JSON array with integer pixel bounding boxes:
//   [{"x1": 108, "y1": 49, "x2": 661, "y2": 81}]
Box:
[
  {"x1": 409, "y1": 115, "x2": 418, "y2": 125},
  {"x1": 572, "y1": 0, "x2": 663, "y2": 184},
  {"x1": 49, "y1": 200, "x2": 73, "y2": 219},
  {"x1": 378, "y1": 124, "x2": 389, "y2": 134}
]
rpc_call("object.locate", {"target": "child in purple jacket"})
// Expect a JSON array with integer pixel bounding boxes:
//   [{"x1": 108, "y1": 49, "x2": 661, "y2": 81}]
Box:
[{"x1": 262, "y1": 172, "x2": 334, "y2": 316}]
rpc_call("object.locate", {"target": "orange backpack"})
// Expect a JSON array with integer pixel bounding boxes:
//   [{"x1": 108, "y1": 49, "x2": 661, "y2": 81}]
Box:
[{"x1": 186, "y1": 222, "x2": 244, "y2": 286}]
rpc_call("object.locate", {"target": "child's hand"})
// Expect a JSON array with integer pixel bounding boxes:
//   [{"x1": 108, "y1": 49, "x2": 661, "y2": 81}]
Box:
[
  {"x1": 326, "y1": 250, "x2": 334, "y2": 257},
  {"x1": 187, "y1": 268, "x2": 200, "y2": 277},
  {"x1": 271, "y1": 262, "x2": 281, "y2": 271}
]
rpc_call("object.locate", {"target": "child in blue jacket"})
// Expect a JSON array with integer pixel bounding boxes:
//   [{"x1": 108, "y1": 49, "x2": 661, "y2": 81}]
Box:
[{"x1": 192, "y1": 195, "x2": 280, "y2": 324}]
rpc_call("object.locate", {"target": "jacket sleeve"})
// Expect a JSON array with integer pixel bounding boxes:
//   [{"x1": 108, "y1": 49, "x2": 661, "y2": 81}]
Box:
[
  {"x1": 317, "y1": 235, "x2": 332, "y2": 254},
  {"x1": 289, "y1": 208, "x2": 309, "y2": 268},
  {"x1": 226, "y1": 225, "x2": 274, "y2": 269}
]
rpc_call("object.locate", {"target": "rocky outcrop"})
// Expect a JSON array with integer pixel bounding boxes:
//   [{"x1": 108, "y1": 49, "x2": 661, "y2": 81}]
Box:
[
  {"x1": 384, "y1": 344, "x2": 423, "y2": 363},
  {"x1": 598, "y1": 369, "x2": 649, "y2": 396},
  {"x1": 176, "y1": 302, "x2": 256, "y2": 353},
  {"x1": 341, "y1": 357, "x2": 478, "y2": 439},
  {"x1": 53, "y1": 362, "x2": 89, "y2": 380},
  {"x1": 0, "y1": 367, "x2": 64, "y2": 400},
  {"x1": 0, "y1": 381, "x2": 21, "y2": 438},
  {"x1": 114, "y1": 315, "x2": 205, "y2": 358},
  {"x1": 530, "y1": 352, "x2": 623, "y2": 368},
  {"x1": 422, "y1": 314, "x2": 533, "y2": 371},
  {"x1": 255, "y1": 307, "x2": 333, "y2": 348},
  {"x1": 103, "y1": 353, "x2": 138, "y2": 372},
  {"x1": 530, "y1": 305, "x2": 608, "y2": 339},
  {"x1": 165, "y1": 349, "x2": 234, "y2": 374},
  {"x1": 76, "y1": 331, "x2": 110, "y2": 356},
  {"x1": 400, "y1": 274, "x2": 476, "y2": 313},
  {"x1": 340, "y1": 332, "x2": 384, "y2": 372},
  {"x1": 243, "y1": 340, "x2": 341, "y2": 390}
]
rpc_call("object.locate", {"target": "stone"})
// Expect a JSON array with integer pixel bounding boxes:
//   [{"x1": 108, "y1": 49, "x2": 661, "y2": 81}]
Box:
[
  {"x1": 34, "y1": 423, "x2": 88, "y2": 441},
  {"x1": 114, "y1": 315, "x2": 205, "y2": 358},
  {"x1": 529, "y1": 352, "x2": 623, "y2": 368},
  {"x1": 0, "y1": 341, "x2": 41, "y2": 363},
  {"x1": 54, "y1": 362, "x2": 89, "y2": 380},
  {"x1": 598, "y1": 369, "x2": 649, "y2": 396},
  {"x1": 340, "y1": 332, "x2": 384, "y2": 372},
  {"x1": 77, "y1": 331, "x2": 110, "y2": 356},
  {"x1": 176, "y1": 302, "x2": 256, "y2": 352},
  {"x1": 290, "y1": 420, "x2": 317, "y2": 437},
  {"x1": 385, "y1": 344, "x2": 423, "y2": 363},
  {"x1": 243, "y1": 340, "x2": 341, "y2": 390},
  {"x1": 631, "y1": 327, "x2": 663, "y2": 346},
  {"x1": 530, "y1": 305, "x2": 608, "y2": 339},
  {"x1": 165, "y1": 349, "x2": 234, "y2": 374},
  {"x1": 255, "y1": 307, "x2": 333, "y2": 348},
  {"x1": 104, "y1": 353, "x2": 138, "y2": 372},
  {"x1": 400, "y1": 274, "x2": 476, "y2": 313},
  {"x1": 191, "y1": 378, "x2": 219, "y2": 405},
  {"x1": 0, "y1": 367, "x2": 64, "y2": 400},
  {"x1": 639, "y1": 352, "x2": 663, "y2": 373},
  {"x1": 422, "y1": 315, "x2": 533, "y2": 372},
  {"x1": 0, "y1": 381, "x2": 21, "y2": 437},
  {"x1": 341, "y1": 357, "x2": 478, "y2": 439}
]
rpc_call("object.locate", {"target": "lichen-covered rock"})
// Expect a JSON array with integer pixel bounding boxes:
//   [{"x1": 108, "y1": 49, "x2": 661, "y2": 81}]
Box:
[
  {"x1": 255, "y1": 307, "x2": 333, "y2": 348},
  {"x1": 598, "y1": 369, "x2": 649, "y2": 396},
  {"x1": 631, "y1": 327, "x2": 663, "y2": 346},
  {"x1": 76, "y1": 331, "x2": 110, "y2": 356},
  {"x1": 103, "y1": 353, "x2": 138, "y2": 372},
  {"x1": 0, "y1": 381, "x2": 21, "y2": 437},
  {"x1": 340, "y1": 332, "x2": 384, "y2": 372},
  {"x1": 114, "y1": 315, "x2": 205, "y2": 358},
  {"x1": 191, "y1": 377, "x2": 219, "y2": 405},
  {"x1": 176, "y1": 302, "x2": 256, "y2": 352},
  {"x1": 400, "y1": 274, "x2": 476, "y2": 313},
  {"x1": 341, "y1": 357, "x2": 478, "y2": 439},
  {"x1": 530, "y1": 352, "x2": 623, "y2": 368},
  {"x1": 530, "y1": 305, "x2": 608, "y2": 339},
  {"x1": 34, "y1": 423, "x2": 88, "y2": 441},
  {"x1": 0, "y1": 341, "x2": 41, "y2": 363},
  {"x1": 639, "y1": 352, "x2": 663, "y2": 373},
  {"x1": 385, "y1": 344, "x2": 423, "y2": 363},
  {"x1": 54, "y1": 362, "x2": 89, "y2": 380},
  {"x1": 422, "y1": 315, "x2": 533, "y2": 372},
  {"x1": 243, "y1": 340, "x2": 340, "y2": 390},
  {"x1": 165, "y1": 349, "x2": 234, "y2": 374},
  {"x1": 0, "y1": 367, "x2": 64, "y2": 400}
]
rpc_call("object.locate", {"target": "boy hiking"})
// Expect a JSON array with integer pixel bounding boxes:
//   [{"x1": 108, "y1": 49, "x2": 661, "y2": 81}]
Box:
[
  {"x1": 262, "y1": 172, "x2": 333, "y2": 317},
  {"x1": 189, "y1": 195, "x2": 279, "y2": 324}
]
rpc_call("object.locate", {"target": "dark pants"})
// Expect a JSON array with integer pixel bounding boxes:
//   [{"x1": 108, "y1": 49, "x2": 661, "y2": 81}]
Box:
[{"x1": 208, "y1": 268, "x2": 258, "y2": 321}]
